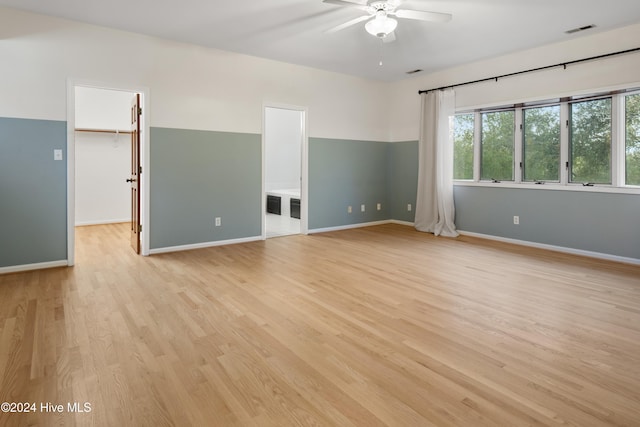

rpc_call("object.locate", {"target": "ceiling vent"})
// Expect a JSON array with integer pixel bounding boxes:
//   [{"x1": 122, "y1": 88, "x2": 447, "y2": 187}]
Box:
[
  {"x1": 406, "y1": 69, "x2": 423, "y2": 75},
  {"x1": 565, "y1": 24, "x2": 596, "y2": 34}
]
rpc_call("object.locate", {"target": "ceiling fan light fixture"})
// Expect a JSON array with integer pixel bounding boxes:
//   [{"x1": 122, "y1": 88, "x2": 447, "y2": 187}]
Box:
[{"x1": 365, "y1": 14, "x2": 397, "y2": 38}]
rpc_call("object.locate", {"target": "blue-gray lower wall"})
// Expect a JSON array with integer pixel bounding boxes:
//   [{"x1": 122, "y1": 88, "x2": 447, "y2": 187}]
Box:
[
  {"x1": 0, "y1": 117, "x2": 67, "y2": 267},
  {"x1": 389, "y1": 141, "x2": 418, "y2": 223},
  {"x1": 308, "y1": 138, "x2": 389, "y2": 230},
  {"x1": 388, "y1": 139, "x2": 639, "y2": 260},
  {"x1": 454, "y1": 186, "x2": 640, "y2": 260},
  {"x1": 150, "y1": 127, "x2": 261, "y2": 249},
  {"x1": 3, "y1": 120, "x2": 635, "y2": 267}
]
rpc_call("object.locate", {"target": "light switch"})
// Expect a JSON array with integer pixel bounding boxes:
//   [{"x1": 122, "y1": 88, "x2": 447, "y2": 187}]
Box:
[{"x1": 54, "y1": 149, "x2": 63, "y2": 161}]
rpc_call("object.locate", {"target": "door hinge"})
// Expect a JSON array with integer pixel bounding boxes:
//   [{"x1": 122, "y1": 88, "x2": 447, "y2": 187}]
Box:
[
  {"x1": 139, "y1": 166, "x2": 142, "y2": 174},
  {"x1": 138, "y1": 107, "x2": 142, "y2": 116},
  {"x1": 139, "y1": 224, "x2": 142, "y2": 233}
]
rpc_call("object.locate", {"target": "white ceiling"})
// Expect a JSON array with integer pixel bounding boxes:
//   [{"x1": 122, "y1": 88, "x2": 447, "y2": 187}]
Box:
[{"x1": 2, "y1": 0, "x2": 640, "y2": 81}]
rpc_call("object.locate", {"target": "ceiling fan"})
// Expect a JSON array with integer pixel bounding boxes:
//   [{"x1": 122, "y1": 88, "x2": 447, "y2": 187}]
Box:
[{"x1": 323, "y1": 0, "x2": 452, "y2": 43}]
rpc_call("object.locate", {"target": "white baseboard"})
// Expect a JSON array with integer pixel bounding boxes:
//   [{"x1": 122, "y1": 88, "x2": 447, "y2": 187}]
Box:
[
  {"x1": 308, "y1": 220, "x2": 392, "y2": 234},
  {"x1": 389, "y1": 220, "x2": 415, "y2": 227},
  {"x1": 458, "y1": 230, "x2": 640, "y2": 266},
  {"x1": 75, "y1": 219, "x2": 130, "y2": 226},
  {"x1": 149, "y1": 235, "x2": 263, "y2": 255},
  {"x1": 0, "y1": 260, "x2": 68, "y2": 275}
]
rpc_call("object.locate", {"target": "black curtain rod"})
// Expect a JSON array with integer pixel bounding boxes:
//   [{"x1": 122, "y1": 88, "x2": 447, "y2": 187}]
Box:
[{"x1": 418, "y1": 47, "x2": 640, "y2": 94}]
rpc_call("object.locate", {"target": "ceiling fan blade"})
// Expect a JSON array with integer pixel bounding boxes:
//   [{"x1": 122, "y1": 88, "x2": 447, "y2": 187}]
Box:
[
  {"x1": 394, "y1": 9, "x2": 452, "y2": 22},
  {"x1": 322, "y1": 0, "x2": 369, "y2": 11},
  {"x1": 325, "y1": 15, "x2": 372, "y2": 33},
  {"x1": 383, "y1": 31, "x2": 396, "y2": 43}
]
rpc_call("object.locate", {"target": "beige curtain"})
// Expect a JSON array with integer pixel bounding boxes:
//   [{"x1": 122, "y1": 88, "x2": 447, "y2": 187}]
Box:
[{"x1": 414, "y1": 89, "x2": 458, "y2": 237}]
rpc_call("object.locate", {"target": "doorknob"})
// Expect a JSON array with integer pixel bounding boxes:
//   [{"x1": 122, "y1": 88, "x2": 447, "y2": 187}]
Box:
[{"x1": 126, "y1": 178, "x2": 137, "y2": 182}]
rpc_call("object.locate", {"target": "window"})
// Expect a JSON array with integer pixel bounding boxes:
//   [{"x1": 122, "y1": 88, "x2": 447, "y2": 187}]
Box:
[
  {"x1": 626, "y1": 93, "x2": 640, "y2": 186},
  {"x1": 569, "y1": 98, "x2": 612, "y2": 184},
  {"x1": 481, "y1": 110, "x2": 514, "y2": 181},
  {"x1": 451, "y1": 87, "x2": 640, "y2": 190},
  {"x1": 523, "y1": 105, "x2": 561, "y2": 182},
  {"x1": 453, "y1": 113, "x2": 474, "y2": 179}
]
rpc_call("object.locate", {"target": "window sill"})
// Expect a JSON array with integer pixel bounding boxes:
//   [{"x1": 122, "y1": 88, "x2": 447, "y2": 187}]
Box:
[{"x1": 453, "y1": 180, "x2": 640, "y2": 195}]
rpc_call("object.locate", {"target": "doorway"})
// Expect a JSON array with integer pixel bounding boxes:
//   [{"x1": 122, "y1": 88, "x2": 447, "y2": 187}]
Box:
[
  {"x1": 263, "y1": 105, "x2": 308, "y2": 239},
  {"x1": 67, "y1": 81, "x2": 150, "y2": 265},
  {"x1": 74, "y1": 87, "x2": 134, "y2": 226}
]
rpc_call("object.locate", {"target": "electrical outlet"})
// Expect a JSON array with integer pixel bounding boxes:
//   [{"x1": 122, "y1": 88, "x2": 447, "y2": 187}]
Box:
[
  {"x1": 215, "y1": 217, "x2": 221, "y2": 227},
  {"x1": 54, "y1": 149, "x2": 63, "y2": 161},
  {"x1": 377, "y1": 203, "x2": 381, "y2": 211},
  {"x1": 513, "y1": 215, "x2": 519, "y2": 225},
  {"x1": 361, "y1": 204, "x2": 365, "y2": 212},
  {"x1": 407, "y1": 203, "x2": 412, "y2": 212},
  {"x1": 347, "y1": 206, "x2": 352, "y2": 214}
]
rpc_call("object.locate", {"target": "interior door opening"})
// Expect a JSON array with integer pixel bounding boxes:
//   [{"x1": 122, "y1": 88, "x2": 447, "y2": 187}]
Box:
[
  {"x1": 72, "y1": 85, "x2": 144, "y2": 260},
  {"x1": 263, "y1": 106, "x2": 306, "y2": 239}
]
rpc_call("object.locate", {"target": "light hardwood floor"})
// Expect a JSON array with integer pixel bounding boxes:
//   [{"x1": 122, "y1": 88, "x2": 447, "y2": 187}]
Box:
[{"x1": 1, "y1": 223, "x2": 639, "y2": 426}]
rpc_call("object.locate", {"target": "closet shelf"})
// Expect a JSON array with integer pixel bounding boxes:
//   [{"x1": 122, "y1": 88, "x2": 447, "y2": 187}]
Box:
[{"x1": 75, "y1": 128, "x2": 133, "y2": 135}]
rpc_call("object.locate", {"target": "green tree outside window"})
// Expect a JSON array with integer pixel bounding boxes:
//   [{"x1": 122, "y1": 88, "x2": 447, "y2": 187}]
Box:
[
  {"x1": 523, "y1": 105, "x2": 561, "y2": 182},
  {"x1": 481, "y1": 111, "x2": 514, "y2": 181},
  {"x1": 626, "y1": 93, "x2": 640, "y2": 186},
  {"x1": 570, "y1": 99, "x2": 611, "y2": 184},
  {"x1": 453, "y1": 114, "x2": 474, "y2": 179}
]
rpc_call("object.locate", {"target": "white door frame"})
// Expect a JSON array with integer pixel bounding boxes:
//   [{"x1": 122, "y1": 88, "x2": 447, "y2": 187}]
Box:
[
  {"x1": 262, "y1": 103, "x2": 309, "y2": 239},
  {"x1": 66, "y1": 78, "x2": 151, "y2": 264}
]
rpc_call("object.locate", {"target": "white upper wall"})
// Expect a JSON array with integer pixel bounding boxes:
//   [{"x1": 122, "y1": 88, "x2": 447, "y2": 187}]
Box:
[
  {"x1": 0, "y1": 7, "x2": 390, "y2": 141},
  {"x1": 2, "y1": 6, "x2": 639, "y2": 144},
  {"x1": 388, "y1": 22, "x2": 640, "y2": 142}
]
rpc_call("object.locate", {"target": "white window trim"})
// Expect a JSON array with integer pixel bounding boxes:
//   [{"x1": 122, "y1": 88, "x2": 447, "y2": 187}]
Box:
[
  {"x1": 514, "y1": 108, "x2": 523, "y2": 184},
  {"x1": 560, "y1": 103, "x2": 570, "y2": 185},
  {"x1": 612, "y1": 93, "x2": 624, "y2": 187},
  {"x1": 473, "y1": 111, "x2": 481, "y2": 182},
  {"x1": 453, "y1": 180, "x2": 640, "y2": 195}
]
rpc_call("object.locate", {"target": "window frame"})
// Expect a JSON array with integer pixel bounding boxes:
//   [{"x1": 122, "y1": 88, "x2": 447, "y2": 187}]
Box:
[
  {"x1": 452, "y1": 113, "x2": 475, "y2": 181},
  {"x1": 452, "y1": 86, "x2": 640, "y2": 194},
  {"x1": 623, "y1": 90, "x2": 640, "y2": 188},
  {"x1": 479, "y1": 108, "x2": 516, "y2": 182},
  {"x1": 521, "y1": 103, "x2": 562, "y2": 184},
  {"x1": 568, "y1": 95, "x2": 613, "y2": 185}
]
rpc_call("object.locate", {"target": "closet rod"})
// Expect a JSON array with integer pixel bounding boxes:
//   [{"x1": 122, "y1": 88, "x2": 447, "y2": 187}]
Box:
[
  {"x1": 75, "y1": 128, "x2": 133, "y2": 135},
  {"x1": 418, "y1": 46, "x2": 640, "y2": 94}
]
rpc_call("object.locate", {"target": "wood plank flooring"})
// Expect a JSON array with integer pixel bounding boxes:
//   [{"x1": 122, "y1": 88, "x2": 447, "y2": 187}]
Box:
[{"x1": 1, "y1": 223, "x2": 639, "y2": 426}]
